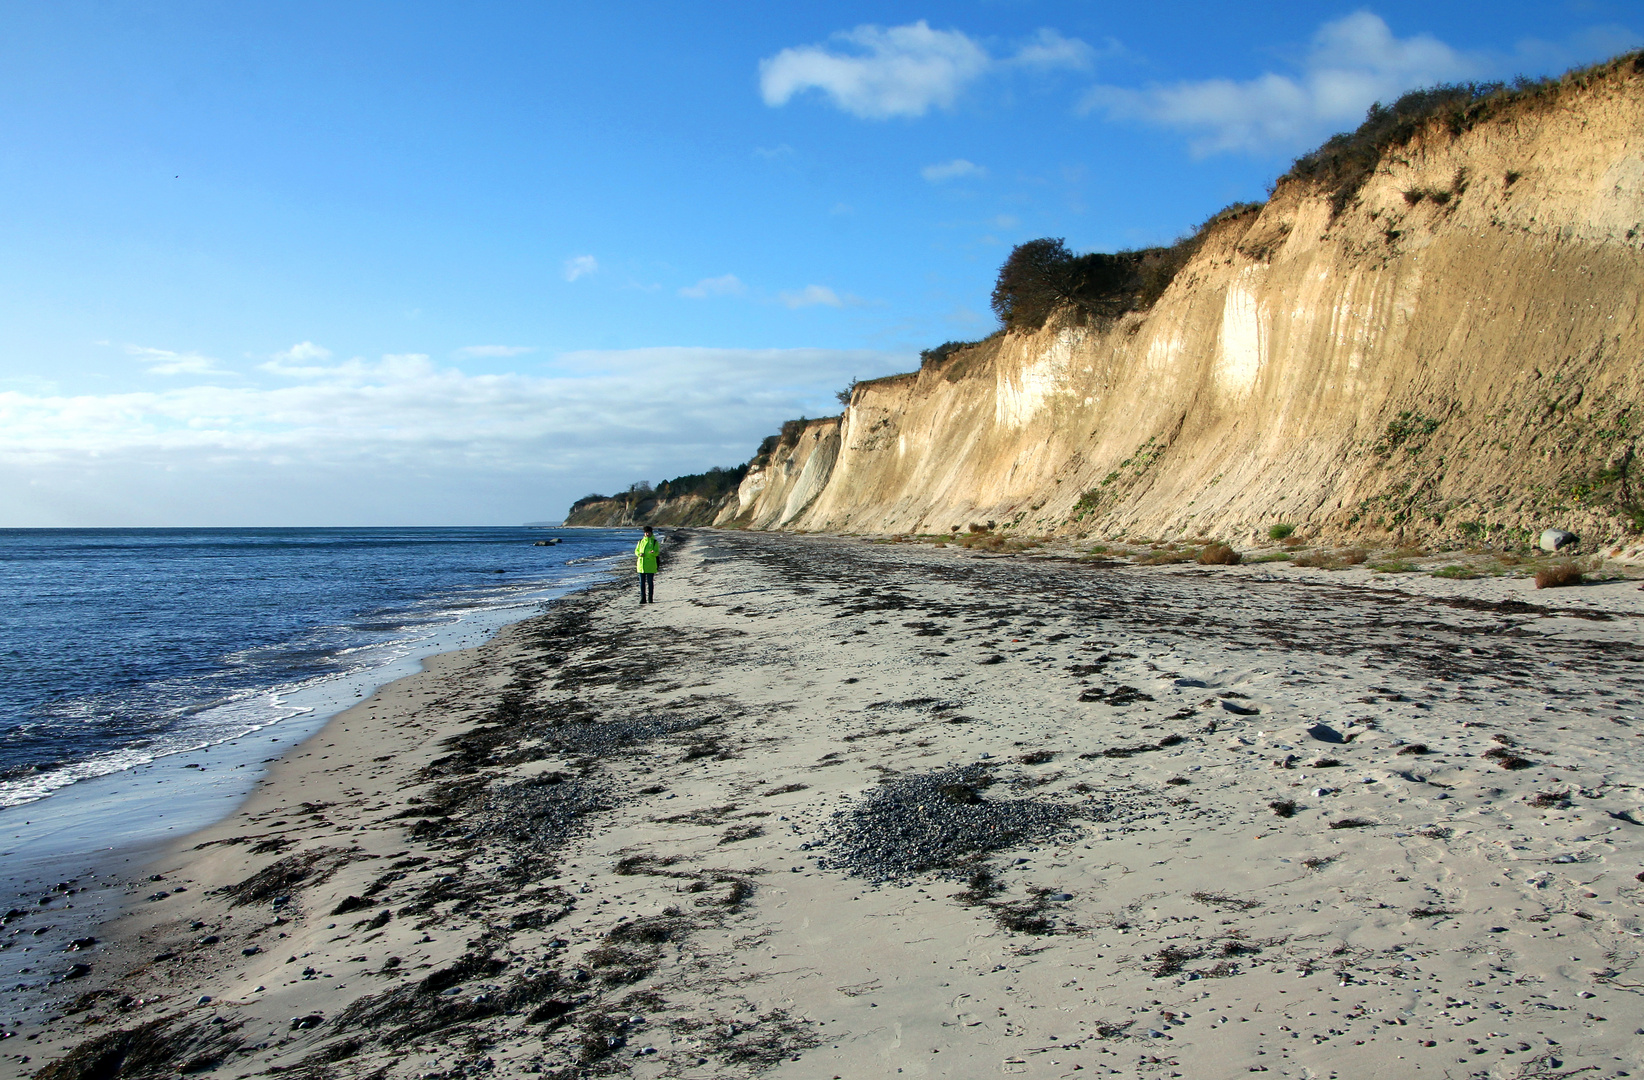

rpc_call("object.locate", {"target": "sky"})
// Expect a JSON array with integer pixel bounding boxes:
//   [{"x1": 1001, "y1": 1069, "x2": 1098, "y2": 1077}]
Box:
[{"x1": 0, "y1": 2, "x2": 1637, "y2": 526}]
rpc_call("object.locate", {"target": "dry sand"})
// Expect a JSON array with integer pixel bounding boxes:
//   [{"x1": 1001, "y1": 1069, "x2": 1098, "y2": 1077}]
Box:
[{"x1": 6, "y1": 530, "x2": 1644, "y2": 1080}]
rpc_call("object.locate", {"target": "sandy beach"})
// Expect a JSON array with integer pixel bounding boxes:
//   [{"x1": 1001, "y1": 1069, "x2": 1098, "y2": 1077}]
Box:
[{"x1": 8, "y1": 529, "x2": 1644, "y2": 1080}]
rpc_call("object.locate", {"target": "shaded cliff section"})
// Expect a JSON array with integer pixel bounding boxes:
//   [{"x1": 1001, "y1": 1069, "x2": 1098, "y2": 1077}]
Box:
[
  {"x1": 565, "y1": 464, "x2": 749, "y2": 527},
  {"x1": 704, "y1": 56, "x2": 1644, "y2": 551},
  {"x1": 564, "y1": 458, "x2": 763, "y2": 527}
]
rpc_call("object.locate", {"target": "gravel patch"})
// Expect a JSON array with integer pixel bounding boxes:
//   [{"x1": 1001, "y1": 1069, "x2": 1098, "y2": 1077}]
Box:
[
  {"x1": 470, "y1": 773, "x2": 608, "y2": 853},
  {"x1": 818, "y1": 766, "x2": 1089, "y2": 882},
  {"x1": 543, "y1": 715, "x2": 709, "y2": 757}
]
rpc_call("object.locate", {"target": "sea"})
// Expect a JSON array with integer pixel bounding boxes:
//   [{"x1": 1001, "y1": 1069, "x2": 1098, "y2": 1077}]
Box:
[{"x1": 0, "y1": 526, "x2": 635, "y2": 1013}]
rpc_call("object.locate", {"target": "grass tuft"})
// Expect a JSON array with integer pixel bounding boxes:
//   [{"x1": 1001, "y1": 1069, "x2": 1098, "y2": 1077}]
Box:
[
  {"x1": 1430, "y1": 564, "x2": 1480, "y2": 579},
  {"x1": 1293, "y1": 548, "x2": 1368, "y2": 570}
]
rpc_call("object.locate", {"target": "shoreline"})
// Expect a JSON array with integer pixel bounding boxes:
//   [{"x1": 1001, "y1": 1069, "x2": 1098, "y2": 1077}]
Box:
[
  {"x1": 8, "y1": 530, "x2": 1644, "y2": 1079},
  {"x1": 0, "y1": 557, "x2": 627, "y2": 1029}
]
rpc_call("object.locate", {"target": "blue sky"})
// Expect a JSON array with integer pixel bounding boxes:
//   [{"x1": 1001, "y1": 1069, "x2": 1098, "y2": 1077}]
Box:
[{"x1": 1, "y1": 2, "x2": 1637, "y2": 525}]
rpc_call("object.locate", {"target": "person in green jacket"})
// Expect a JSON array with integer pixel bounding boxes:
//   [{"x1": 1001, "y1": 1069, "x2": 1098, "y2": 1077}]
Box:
[{"x1": 635, "y1": 526, "x2": 660, "y2": 604}]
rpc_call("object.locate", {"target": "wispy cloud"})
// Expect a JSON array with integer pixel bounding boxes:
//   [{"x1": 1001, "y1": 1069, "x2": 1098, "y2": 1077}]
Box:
[
  {"x1": 778, "y1": 285, "x2": 847, "y2": 309},
  {"x1": 0, "y1": 346, "x2": 910, "y2": 524},
  {"x1": 921, "y1": 158, "x2": 987, "y2": 183},
  {"x1": 260, "y1": 341, "x2": 335, "y2": 377},
  {"x1": 563, "y1": 255, "x2": 599, "y2": 282},
  {"x1": 753, "y1": 143, "x2": 795, "y2": 159},
  {"x1": 760, "y1": 21, "x2": 1091, "y2": 119},
  {"x1": 1081, "y1": 12, "x2": 1483, "y2": 156},
  {"x1": 126, "y1": 344, "x2": 226, "y2": 377},
  {"x1": 1009, "y1": 28, "x2": 1103, "y2": 71},
  {"x1": 455, "y1": 345, "x2": 536, "y2": 359},
  {"x1": 678, "y1": 274, "x2": 747, "y2": 300}
]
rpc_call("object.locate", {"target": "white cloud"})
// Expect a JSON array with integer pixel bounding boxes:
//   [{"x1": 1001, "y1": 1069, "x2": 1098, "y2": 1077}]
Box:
[
  {"x1": 778, "y1": 285, "x2": 844, "y2": 309},
  {"x1": 260, "y1": 341, "x2": 337, "y2": 378},
  {"x1": 1083, "y1": 12, "x2": 1484, "y2": 155},
  {"x1": 1007, "y1": 28, "x2": 1098, "y2": 72},
  {"x1": 563, "y1": 255, "x2": 598, "y2": 282},
  {"x1": 678, "y1": 274, "x2": 747, "y2": 299},
  {"x1": 760, "y1": 21, "x2": 1090, "y2": 119},
  {"x1": 126, "y1": 344, "x2": 225, "y2": 377},
  {"x1": 753, "y1": 144, "x2": 795, "y2": 159},
  {"x1": 0, "y1": 346, "x2": 910, "y2": 524},
  {"x1": 456, "y1": 345, "x2": 536, "y2": 359},
  {"x1": 277, "y1": 341, "x2": 331, "y2": 362},
  {"x1": 921, "y1": 158, "x2": 987, "y2": 182}
]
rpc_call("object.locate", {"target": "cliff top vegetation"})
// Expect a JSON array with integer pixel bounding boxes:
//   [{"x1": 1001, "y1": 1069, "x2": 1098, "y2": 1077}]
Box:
[
  {"x1": 1282, "y1": 49, "x2": 1643, "y2": 216},
  {"x1": 989, "y1": 203, "x2": 1262, "y2": 333},
  {"x1": 571, "y1": 464, "x2": 748, "y2": 512}
]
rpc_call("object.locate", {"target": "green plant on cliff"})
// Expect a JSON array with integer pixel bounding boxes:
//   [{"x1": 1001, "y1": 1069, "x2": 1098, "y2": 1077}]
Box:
[
  {"x1": 1071, "y1": 437, "x2": 1167, "y2": 522},
  {"x1": 1560, "y1": 440, "x2": 1644, "y2": 532},
  {"x1": 1372, "y1": 411, "x2": 1442, "y2": 458}
]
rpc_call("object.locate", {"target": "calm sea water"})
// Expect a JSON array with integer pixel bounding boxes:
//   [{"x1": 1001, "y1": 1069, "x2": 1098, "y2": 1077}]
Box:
[{"x1": 0, "y1": 527, "x2": 634, "y2": 810}]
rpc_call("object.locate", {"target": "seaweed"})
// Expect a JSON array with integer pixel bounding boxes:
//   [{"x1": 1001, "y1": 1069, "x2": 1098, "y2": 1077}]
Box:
[{"x1": 222, "y1": 847, "x2": 353, "y2": 907}]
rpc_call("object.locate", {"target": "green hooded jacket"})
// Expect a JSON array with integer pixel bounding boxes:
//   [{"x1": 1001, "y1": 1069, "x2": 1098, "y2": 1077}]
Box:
[{"x1": 635, "y1": 534, "x2": 660, "y2": 574}]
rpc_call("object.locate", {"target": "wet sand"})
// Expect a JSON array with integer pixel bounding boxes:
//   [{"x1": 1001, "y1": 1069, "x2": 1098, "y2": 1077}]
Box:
[{"x1": 7, "y1": 530, "x2": 1644, "y2": 1079}]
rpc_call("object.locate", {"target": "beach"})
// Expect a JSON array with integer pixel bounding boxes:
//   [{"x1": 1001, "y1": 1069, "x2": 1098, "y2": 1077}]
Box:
[{"x1": 9, "y1": 529, "x2": 1644, "y2": 1080}]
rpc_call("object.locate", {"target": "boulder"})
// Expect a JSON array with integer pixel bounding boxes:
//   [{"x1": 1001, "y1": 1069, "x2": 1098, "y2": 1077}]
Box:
[{"x1": 1539, "y1": 528, "x2": 1578, "y2": 552}]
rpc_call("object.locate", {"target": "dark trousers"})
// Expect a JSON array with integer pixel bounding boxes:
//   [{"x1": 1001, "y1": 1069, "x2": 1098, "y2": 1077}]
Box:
[{"x1": 638, "y1": 572, "x2": 655, "y2": 603}]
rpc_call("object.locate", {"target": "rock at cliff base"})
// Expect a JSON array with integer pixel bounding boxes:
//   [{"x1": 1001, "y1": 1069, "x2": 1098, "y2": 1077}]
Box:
[{"x1": 1539, "y1": 529, "x2": 1578, "y2": 553}]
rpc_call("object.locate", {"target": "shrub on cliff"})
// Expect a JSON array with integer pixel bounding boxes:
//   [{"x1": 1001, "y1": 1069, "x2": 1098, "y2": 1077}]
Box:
[
  {"x1": 988, "y1": 208, "x2": 1257, "y2": 332},
  {"x1": 653, "y1": 465, "x2": 747, "y2": 501},
  {"x1": 920, "y1": 340, "x2": 984, "y2": 369},
  {"x1": 991, "y1": 239, "x2": 1177, "y2": 331},
  {"x1": 1280, "y1": 52, "x2": 1644, "y2": 219},
  {"x1": 569, "y1": 493, "x2": 611, "y2": 512},
  {"x1": 1287, "y1": 83, "x2": 1503, "y2": 211}
]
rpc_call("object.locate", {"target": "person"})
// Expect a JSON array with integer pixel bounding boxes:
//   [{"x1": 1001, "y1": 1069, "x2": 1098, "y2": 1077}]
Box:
[{"x1": 634, "y1": 526, "x2": 659, "y2": 604}]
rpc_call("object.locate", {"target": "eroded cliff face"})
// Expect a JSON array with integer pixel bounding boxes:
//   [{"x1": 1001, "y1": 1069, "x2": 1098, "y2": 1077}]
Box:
[
  {"x1": 729, "y1": 62, "x2": 1644, "y2": 549},
  {"x1": 712, "y1": 419, "x2": 841, "y2": 528}
]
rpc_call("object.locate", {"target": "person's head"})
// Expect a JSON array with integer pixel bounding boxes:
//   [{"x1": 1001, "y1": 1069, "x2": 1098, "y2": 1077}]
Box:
[{"x1": 643, "y1": 526, "x2": 654, "y2": 535}]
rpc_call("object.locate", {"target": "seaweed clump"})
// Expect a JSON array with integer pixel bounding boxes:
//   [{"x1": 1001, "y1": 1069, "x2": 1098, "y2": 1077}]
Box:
[{"x1": 32, "y1": 1016, "x2": 245, "y2": 1080}]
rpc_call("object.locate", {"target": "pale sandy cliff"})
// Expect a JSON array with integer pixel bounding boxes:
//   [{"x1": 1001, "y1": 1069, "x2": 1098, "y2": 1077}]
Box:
[{"x1": 712, "y1": 57, "x2": 1644, "y2": 551}]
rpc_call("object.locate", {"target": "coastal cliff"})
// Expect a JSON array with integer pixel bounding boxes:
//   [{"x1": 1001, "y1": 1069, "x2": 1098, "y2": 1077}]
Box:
[
  {"x1": 718, "y1": 58, "x2": 1644, "y2": 548},
  {"x1": 564, "y1": 465, "x2": 747, "y2": 527},
  {"x1": 582, "y1": 57, "x2": 1644, "y2": 550}
]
